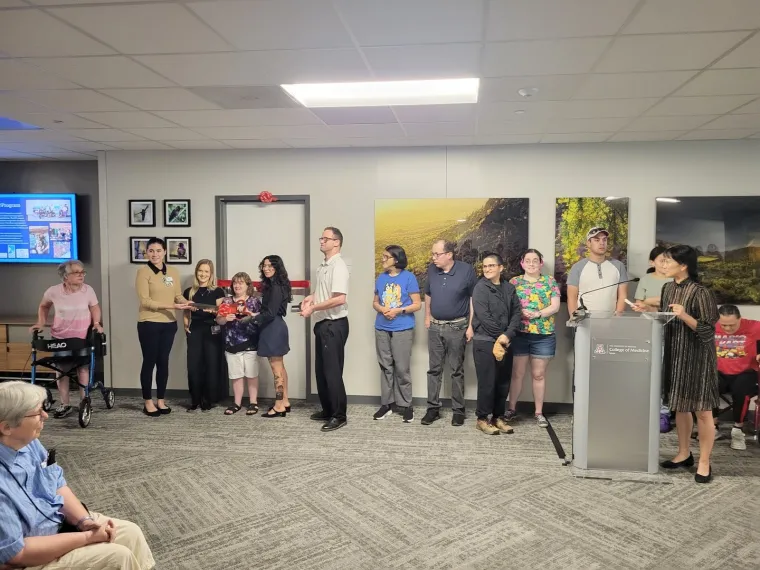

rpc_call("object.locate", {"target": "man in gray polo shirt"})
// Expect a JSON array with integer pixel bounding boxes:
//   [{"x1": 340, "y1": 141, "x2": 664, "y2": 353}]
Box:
[{"x1": 422, "y1": 239, "x2": 477, "y2": 427}]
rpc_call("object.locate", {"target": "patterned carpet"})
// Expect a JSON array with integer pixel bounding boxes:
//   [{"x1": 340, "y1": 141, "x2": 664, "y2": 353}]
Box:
[{"x1": 40, "y1": 396, "x2": 760, "y2": 570}]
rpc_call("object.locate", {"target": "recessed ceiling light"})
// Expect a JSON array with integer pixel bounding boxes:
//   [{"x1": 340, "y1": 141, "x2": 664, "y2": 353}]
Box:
[
  {"x1": 280, "y1": 78, "x2": 479, "y2": 108},
  {"x1": 517, "y1": 87, "x2": 539, "y2": 98},
  {"x1": 513, "y1": 110, "x2": 526, "y2": 115},
  {"x1": 656, "y1": 197, "x2": 681, "y2": 203}
]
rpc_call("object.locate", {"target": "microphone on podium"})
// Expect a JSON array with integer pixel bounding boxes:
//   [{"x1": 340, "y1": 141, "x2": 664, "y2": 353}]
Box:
[{"x1": 577, "y1": 277, "x2": 640, "y2": 312}]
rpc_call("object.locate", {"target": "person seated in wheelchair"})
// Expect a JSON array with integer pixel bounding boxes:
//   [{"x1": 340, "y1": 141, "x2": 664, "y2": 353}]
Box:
[
  {"x1": 0, "y1": 382, "x2": 155, "y2": 570},
  {"x1": 29, "y1": 260, "x2": 103, "y2": 419},
  {"x1": 714, "y1": 304, "x2": 760, "y2": 451}
]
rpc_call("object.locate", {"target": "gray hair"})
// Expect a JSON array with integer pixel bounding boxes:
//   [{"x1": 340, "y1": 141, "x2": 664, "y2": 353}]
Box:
[
  {"x1": 0, "y1": 381, "x2": 46, "y2": 428},
  {"x1": 58, "y1": 260, "x2": 84, "y2": 280}
]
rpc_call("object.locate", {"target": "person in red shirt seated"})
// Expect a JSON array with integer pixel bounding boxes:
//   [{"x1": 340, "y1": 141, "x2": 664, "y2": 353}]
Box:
[{"x1": 714, "y1": 304, "x2": 760, "y2": 451}]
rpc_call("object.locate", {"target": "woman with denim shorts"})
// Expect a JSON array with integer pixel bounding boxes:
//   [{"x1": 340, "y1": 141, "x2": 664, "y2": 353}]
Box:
[{"x1": 507, "y1": 249, "x2": 560, "y2": 427}]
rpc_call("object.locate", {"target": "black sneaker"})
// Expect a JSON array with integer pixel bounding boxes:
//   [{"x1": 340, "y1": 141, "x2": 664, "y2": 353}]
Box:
[
  {"x1": 373, "y1": 405, "x2": 393, "y2": 420},
  {"x1": 451, "y1": 413, "x2": 465, "y2": 427},
  {"x1": 53, "y1": 404, "x2": 73, "y2": 418},
  {"x1": 310, "y1": 410, "x2": 330, "y2": 421},
  {"x1": 402, "y1": 407, "x2": 414, "y2": 423},
  {"x1": 420, "y1": 409, "x2": 440, "y2": 425}
]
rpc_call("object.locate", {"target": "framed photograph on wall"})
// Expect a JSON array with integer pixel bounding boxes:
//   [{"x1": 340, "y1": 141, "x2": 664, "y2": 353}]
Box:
[
  {"x1": 164, "y1": 199, "x2": 191, "y2": 227},
  {"x1": 166, "y1": 237, "x2": 191, "y2": 264},
  {"x1": 128, "y1": 200, "x2": 155, "y2": 227},
  {"x1": 130, "y1": 237, "x2": 151, "y2": 263}
]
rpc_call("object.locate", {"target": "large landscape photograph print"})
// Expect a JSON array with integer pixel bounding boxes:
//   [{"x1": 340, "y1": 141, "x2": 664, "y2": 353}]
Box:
[
  {"x1": 656, "y1": 196, "x2": 760, "y2": 305},
  {"x1": 374, "y1": 198, "x2": 529, "y2": 290}
]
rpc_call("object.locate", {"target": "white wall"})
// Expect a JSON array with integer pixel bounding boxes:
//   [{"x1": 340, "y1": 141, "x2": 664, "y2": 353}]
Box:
[{"x1": 99, "y1": 140, "x2": 760, "y2": 404}]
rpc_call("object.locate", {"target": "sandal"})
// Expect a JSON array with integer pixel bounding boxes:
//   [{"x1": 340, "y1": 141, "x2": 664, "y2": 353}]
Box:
[
  {"x1": 261, "y1": 406, "x2": 287, "y2": 418},
  {"x1": 224, "y1": 404, "x2": 242, "y2": 415},
  {"x1": 246, "y1": 403, "x2": 259, "y2": 416}
]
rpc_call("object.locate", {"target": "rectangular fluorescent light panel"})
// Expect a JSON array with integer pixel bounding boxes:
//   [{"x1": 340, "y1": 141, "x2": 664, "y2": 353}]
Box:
[
  {"x1": 0, "y1": 117, "x2": 42, "y2": 131},
  {"x1": 280, "y1": 78, "x2": 479, "y2": 108}
]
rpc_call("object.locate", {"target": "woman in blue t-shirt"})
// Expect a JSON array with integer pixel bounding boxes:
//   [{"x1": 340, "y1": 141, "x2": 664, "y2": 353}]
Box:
[{"x1": 372, "y1": 245, "x2": 421, "y2": 423}]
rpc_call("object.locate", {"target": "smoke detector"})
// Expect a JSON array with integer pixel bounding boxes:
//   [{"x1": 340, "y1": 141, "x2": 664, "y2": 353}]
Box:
[{"x1": 517, "y1": 87, "x2": 539, "y2": 98}]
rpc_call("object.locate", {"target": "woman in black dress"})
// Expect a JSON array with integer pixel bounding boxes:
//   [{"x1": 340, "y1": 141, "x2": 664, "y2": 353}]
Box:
[
  {"x1": 255, "y1": 255, "x2": 292, "y2": 418},
  {"x1": 636, "y1": 245, "x2": 719, "y2": 483}
]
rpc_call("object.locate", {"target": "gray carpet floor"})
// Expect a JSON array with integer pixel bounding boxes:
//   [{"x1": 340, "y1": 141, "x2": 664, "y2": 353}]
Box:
[{"x1": 41, "y1": 396, "x2": 760, "y2": 570}]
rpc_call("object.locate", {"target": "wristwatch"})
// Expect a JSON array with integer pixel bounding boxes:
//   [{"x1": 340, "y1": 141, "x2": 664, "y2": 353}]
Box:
[
  {"x1": 75, "y1": 515, "x2": 95, "y2": 530},
  {"x1": 401, "y1": 308, "x2": 406, "y2": 314}
]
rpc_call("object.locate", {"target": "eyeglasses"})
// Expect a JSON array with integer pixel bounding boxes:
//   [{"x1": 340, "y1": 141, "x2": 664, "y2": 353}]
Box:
[
  {"x1": 68, "y1": 271, "x2": 86, "y2": 276},
  {"x1": 381, "y1": 254, "x2": 393, "y2": 261},
  {"x1": 319, "y1": 237, "x2": 338, "y2": 243},
  {"x1": 431, "y1": 252, "x2": 450, "y2": 258},
  {"x1": 24, "y1": 409, "x2": 45, "y2": 419},
  {"x1": 522, "y1": 260, "x2": 541, "y2": 266}
]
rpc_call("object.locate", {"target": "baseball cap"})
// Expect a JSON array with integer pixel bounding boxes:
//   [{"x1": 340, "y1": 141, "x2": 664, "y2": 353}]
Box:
[{"x1": 586, "y1": 227, "x2": 609, "y2": 240}]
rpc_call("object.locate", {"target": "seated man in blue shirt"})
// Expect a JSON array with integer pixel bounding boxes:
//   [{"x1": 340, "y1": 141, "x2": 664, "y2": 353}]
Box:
[{"x1": 0, "y1": 382, "x2": 154, "y2": 570}]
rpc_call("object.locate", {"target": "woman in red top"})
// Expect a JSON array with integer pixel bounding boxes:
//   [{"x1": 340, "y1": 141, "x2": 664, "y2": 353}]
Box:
[{"x1": 714, "y1": 304, "x2": 760, "y2": 451}]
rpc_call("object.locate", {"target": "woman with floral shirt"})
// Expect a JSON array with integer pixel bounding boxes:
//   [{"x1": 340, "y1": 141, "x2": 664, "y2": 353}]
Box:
[{"x1": 507, "y1": 249, "x2": 560, "y2": 427}]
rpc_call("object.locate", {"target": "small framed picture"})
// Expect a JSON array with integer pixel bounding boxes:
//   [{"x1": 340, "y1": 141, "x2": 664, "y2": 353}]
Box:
[
  {"x1": 164, "y1": 199, "x2": 191, "y2": 227},
  {"x1": 166, "y1": 237, "x2": 191, "y2": 264},
  {"x1": 129, "y1": 200, "x2": 156, "y2": 227},
  {"x1": 130, "y1": 237, "x2": 151, "y2": 263}
]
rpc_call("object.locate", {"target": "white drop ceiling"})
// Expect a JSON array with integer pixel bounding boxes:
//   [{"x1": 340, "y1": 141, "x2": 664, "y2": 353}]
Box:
[{"x1": 1, "y1": 0, "x2": 760, "y2": 160}]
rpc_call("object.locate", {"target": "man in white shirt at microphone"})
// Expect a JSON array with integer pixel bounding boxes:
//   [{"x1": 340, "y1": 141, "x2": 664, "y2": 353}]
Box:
[{"x1": 567, "y1": 227, "x2": 630, "y2": 317}]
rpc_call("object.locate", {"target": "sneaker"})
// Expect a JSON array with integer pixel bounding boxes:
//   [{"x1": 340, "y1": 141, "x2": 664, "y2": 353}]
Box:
[
  {"x1": 420, "y1": 409, "x2": 440, "y2": 425},
  {"x1": 504, "y1": 409, "x2": 518, "y2": 421},
  {"x1": 53, "y1": 404, "x2": 72, "y2": 418},
  {"x1": 476, "y1": 419, "x2": 500, "y2": 435},
  {"x1": 451, "y1": 413, "x2": 465, "y2": 427},
  {"x1": 493, "y1": 417, "x2": 514, "y2": 434},
  {"x1": 730, "y1": 427, "x2": 746, "y2": 450},
  {"x1": 402, "y1": 407, "x2": 414, "y2": 423},
  {"x1": 535, "y1": 413, "x2": 549, "y2": 428},
  {"x1": 373, "y1": 405, "x2": 393, "y2": 420},
  {"x1": 659, "y1": 413, "x2": 671, "y2": 433}
]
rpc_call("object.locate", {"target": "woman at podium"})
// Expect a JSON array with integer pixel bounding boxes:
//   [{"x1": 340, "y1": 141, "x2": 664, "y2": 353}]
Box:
[{"x1": 635, "y1": 245, "x2": 719, "y2": 483}]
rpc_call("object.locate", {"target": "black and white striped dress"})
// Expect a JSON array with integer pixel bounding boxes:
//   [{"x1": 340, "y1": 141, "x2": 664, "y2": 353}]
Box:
[{"x1": 660, "y1": 278, "x2": 719, "y2": 412}]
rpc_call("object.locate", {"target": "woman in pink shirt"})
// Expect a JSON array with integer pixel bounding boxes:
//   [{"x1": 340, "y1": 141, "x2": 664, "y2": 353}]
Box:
[{"x1": 30, "y1": 260, "x2": 103, "y2": 419}]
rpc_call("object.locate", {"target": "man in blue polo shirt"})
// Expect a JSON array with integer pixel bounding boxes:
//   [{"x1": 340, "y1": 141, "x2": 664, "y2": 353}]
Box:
[{"x1": 422, "y1": 239, "x2": 477, "y2": 427}]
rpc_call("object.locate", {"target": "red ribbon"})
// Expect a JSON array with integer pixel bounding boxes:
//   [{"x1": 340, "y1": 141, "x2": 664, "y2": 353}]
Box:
[{"x1": 258, "y1": 191, "x2": 277, "y2": 203}]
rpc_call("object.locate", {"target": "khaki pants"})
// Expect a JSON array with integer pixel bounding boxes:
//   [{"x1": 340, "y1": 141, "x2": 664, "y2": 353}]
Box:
[{"x1": 26, "y1": 513, "x2": 155, "y2": 570}]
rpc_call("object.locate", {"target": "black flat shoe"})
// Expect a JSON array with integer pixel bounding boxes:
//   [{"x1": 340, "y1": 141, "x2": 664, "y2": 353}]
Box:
[
  {"x1": 660, "y1": 453, "x2": 694, "y2": 469},
  {"x1": 143, "y1": 407, "x2": 160, "y2": 417},
  {"x1": 310, "y1": 410, "x2": 330, "y2": 421},
  {"x1": 157, "y1": 406, "x2": 171, "y2": 415},
  {"x1": 695, "y1": 467, "x2": 712, "y2": 483},
  {"x1": 187, "y1": 405, "x2": 199, "y2": 412},
  {"x1": 285, "y1": 405, "x2": 291, "y2": 413},
  {"x1": 261, "y1": 407, "x2": 286, "y2": 418}
]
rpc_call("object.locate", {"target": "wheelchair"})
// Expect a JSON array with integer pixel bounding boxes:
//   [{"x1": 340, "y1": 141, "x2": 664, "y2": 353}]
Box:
[{"x1": 31, "y1": 328, "x2": 114, "y2": 428}]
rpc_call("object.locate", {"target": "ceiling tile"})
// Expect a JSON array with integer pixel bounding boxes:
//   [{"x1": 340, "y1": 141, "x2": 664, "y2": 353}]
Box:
[
  {"x1": 330, "y1": 123, "x2": 405, "y2": 138},
  {"x1": 99, "y1": 88, "x2": 220, "y2": 111},
  {"x1": 609, "y1": 131, "x2": 686, "y2": 142},
  {"x1": 136, "y1": 51, "x2": 370, "y2": 86},
  {"x1": 0, "y1": 130, "x2": 85, "y2": 142},
  {"x1": 714, "y1": 34, "x2": 760, "y2": 69},
  {"x1": 477, "y1": 120, "x2": 547, "y2": 135},
  {"x1": 541, "y1": 132, "x2": 613, "y2": 143},
  {"x1": 624, "y1": 0, "x2": 760, "y2": 34},
  {"x1": 595, "y1": 32, "x2": 750, "y2": 73},
  {"x1": 163, "y1": 140, "x2": 232, "y2": 150},
  {"x1": 31, "y1": 153, "x2": 96, "y2": 160},
  {"x1": 123, "y1": 128, "x2": 207, "y2": 141},
  {"x1": 59, "y1": 141, "x2": 118, "y2": 151},
  {"x1": 311, "y1": 107, "x2": 397, "y2": 125},
  {"x1": 545, "y1": 117, "x2": 630, "y2": 133},
  {"x1": 335, "y1": 0, "x2": 484, "y2": 46},
  {"x1": 153, "y1": 109, "x2": 323, "y2": 128},
  {"x1": 678, "y1": 129, "x2": 760, "y2": 140},
  {"x1": 188, "y1": 86, "x2": 299, "y2": 110},
  {"x1": 0, "y1": 142, "x2": 69, "y2": 153},
  {"x1": 25, "y1": 57, "x2": 174, "y2": 89},
  {"x1": 646, "y1": 95, "x2": 756, "y2": 116},
  {"x1": 0, "y1": 60, "x2": 80, "y2": 90},
  {"x1": 15, "y1": 90, "x2": 135, "y2": 112},
  {"x1": 487, "y1": 0, "x2": 638, "y2": 41},
  {"x1": 106, "y1": 140, "x2": 174, "y2": 150},
  {"x1": 187, "y1": 0, "x2": 353, "y2": 50},
  {"x1": 478, "y1": 101, "x2": 561, "y2": 123},
  {"x1": 731, "y1": 97, "x2": 760, "y2": 114},
  {"x1": 50, "y1": 5, "x2": 233, "y2": 54},
  {"x1": 0, "y1": 151, "x2": 45, "y2": 159},
  {"x1": 0, "y1": 10, "x2": 114, "y2": 57},
  {"x1": 364, "y1": 44, "x2": 482, "y2": 80},
  {"x1": 196, "y1": 125, "x2": 329, "y2": 139},
  {"x1": 675, "y1": 69, "x2": 760, "y2": 96},
  {"x1": 699, "y1": 113, "x2": 760, "y2": 130},
  {"x1": 392, "y1": 104, "x2": 477, "y2": 123},
  {"x1": 0, "y1": 93, "x2": 53, "y2": 115},
  {"x1": 558, "y1": 98, "x2": 658, "y2": 118},
  {"x1": 75, "y1": 112, "x2": 176, "y2": 128},
  {"x1": 483, "y1": 38, "x2": 611, "y2": 76},
  {"x1": 14, "y1": 113, "x2": 109, "y2": 129},
  {"x1": 0, "y1": 0, "x2": 30, "y2": 6},
  {"x1": 57, "y1": 128, "x2": 146, "y2": 142},
  {"x1": 575, "y1": 71, "x2": 697, "y2": 99},
  {"x1": 282, "y1": 138, "x2": 352, "y2": 148},
  {"x1": 403, "y1": 122, "x2": 476, "y2": 137},
  {"x1": 474, "y1": 134, "x2": 542, "y2": 145},
  {"x1": 221, "y1": 139, "x2": 290, "y2": 149},
  {"x1": 623, "y1": 115, "x2": 717, "y2": 131},
  {"x1": 478, "y1": 75, "x2": 584, "y2": 102}
]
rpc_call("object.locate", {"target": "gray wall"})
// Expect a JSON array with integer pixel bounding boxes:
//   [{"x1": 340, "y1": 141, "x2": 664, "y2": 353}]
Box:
[{"x1": 0, "y1": 161, "x2": 100, "y2": 317}]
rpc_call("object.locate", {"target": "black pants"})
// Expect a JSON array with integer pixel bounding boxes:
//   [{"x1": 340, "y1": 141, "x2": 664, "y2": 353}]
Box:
[
  {"x1": 473, "y1": 339, "x2": 513, "y2": 420},
  {"x1": 314, "y1": 317, "x2": 349, "y2": 421},
  {"x1": 186, "y1": 324, "x2": 222, "y2": 407},
  {"x1": 716, "y1": 370, "x2": 758, "y2": 424},
  {"x1": 137, "y1": 321, "x2": 177, "y2": 400}
]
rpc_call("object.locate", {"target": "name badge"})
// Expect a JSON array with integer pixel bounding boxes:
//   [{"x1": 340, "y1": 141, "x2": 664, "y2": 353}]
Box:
[
  {"x1": 211, "y1": 325, "x2": 221, "y2": 335},
  {"x1": 163, "y1": 276, "x2": 174, "y2": 287}
]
